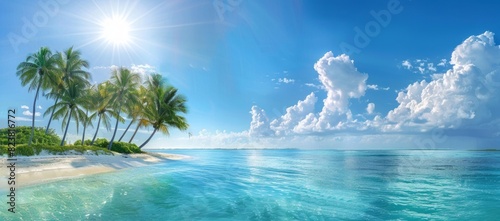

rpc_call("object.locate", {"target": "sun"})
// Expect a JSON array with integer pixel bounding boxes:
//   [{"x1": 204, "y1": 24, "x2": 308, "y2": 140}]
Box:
[{"x1": 100, "y1": 16, "x2": 131, "y2": 45}]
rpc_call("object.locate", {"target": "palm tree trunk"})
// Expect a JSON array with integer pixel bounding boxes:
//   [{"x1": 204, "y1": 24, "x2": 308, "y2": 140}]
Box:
[
  {"x1": 29, "y1": 80, "x2": 43, "y2": 146},
  {"x1": 108, "y1": 107, "x2": 122, "y2": 150},
  {"x1": 118, "y1": 119, "x2": 134, "y2": 142},
  {"x1": 139, "y1": 128, "x2": 157, "y2": 149},
  {"x1": 90, "y1": 114, "x2": 102, "y2": 145},
  {"x1": 45, "y1": 96, "x2": 59, "y2": 134},
  {"x1": 60, "y1": 110, "x2": 73, "y2": 146},
  {"x1": 129, "y1": 122, "x2": 141, "y2": 143},
  {"x1": 81, "y1": 110, "x2": 88, "y2": 145}
]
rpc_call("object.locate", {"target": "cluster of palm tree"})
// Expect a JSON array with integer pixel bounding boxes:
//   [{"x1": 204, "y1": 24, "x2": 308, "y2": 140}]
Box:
[{"x1": 16, "y1": 46, "x2": 188, "y2": 149}]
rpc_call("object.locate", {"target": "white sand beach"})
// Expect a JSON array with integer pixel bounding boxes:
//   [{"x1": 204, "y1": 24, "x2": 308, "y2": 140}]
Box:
[{"x1": 0, "y1": 151, "x2": 189, "y2": 189}]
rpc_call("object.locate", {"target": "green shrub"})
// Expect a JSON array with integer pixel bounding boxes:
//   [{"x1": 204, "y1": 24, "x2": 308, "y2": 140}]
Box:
[
  {"x1": 74, "y1": 139, "x2": 92, "y2": 146},
  {"x1": 93, "y1": 138, "x2": 109, "y2": 148},
  {"x1": 0, "y1": 144, "x2": 112, "y2": 156},
  {"x1": 0, "y1": 145, "x2": 9, "y2": 156},
  {"x1": 110, "y1": 142, "x2": 142, "y2": 154},
  {"x1": 0, "y1": 126, "x2": 61, "y2": 145},
  {"x1": 15, "y1": 144, "x2": 35, "y2": 156}
]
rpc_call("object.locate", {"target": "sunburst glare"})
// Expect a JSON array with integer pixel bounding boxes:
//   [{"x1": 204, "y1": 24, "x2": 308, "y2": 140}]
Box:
[{"x1": 101, "y1": 16, "x2": 131, "y2": 46}]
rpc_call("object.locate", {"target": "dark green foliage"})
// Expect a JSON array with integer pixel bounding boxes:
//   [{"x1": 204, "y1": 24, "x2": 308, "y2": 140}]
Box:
[
  {"x1": 0, "y1": 127, "x2": 140, "y2": 155},
  {"x1": 93, "y1": 138, "x2": 109, "y2": 148},
  {"x1": 0, "y1": 144, "x2": 112, "y2": 156},
  {"x1": 0, "y1": 126, "x2": 61, "y2": 146},
  {"x1": 74, "y1": 139, "x2": 92, "y2": 146},
  {"x1": 79, "y1": 138, "x2": 140, "y2": 154},
  {"x1": 92, "y1": 138, "x2": 142, "y2": 154},
  {"x1": 110, "y1": 142, "x2": 142, "y2": 154}
]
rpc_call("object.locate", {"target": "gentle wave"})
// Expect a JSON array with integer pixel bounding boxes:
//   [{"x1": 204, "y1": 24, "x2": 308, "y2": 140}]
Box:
[{"x1": 1, "y1": 149, "x2": 499, "y2": 220}]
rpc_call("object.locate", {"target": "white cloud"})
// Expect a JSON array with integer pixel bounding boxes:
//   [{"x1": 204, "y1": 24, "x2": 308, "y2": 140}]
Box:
[
  {"x1": 268, "y1": 52, "x2": 369, "y2": 134},
  {"x1": 131, "y1": 64, "x2": 156, "y2": 78},
  {"x1": 21, "y1": 105, "x2": 29, "y2": 109},
  {"x1": 367, "y1": 103, "x2": 375, "y2": 114},
  {"x1": 38, "y1": 105, "x2": 42, "y2": 109},
  {"x1": 23, "y1": 110, "x2": 41, "y2": 117},
  {"x1": 386, "y1": 31, "x2": 500, "y2": 134},
  {"x1": 437, "y1": 59, "x2": 447, "y2": 66},
  {"x1": 402, "y1": 58, "x2": 446, "y2": 74},
  {"x1": 168, "y1": 31, "x2": 500, "y2": 149},
  {"x1": 270, "y1": 92, "x2": 318, "y2": 135},
  {"x1": 402, "y1": 60, "x2": 412, "y2": 69},
  {"x1": 277, "y1": 77, "x2": 295, "y2": 84},
  {"x1": 305, "y1": 83, "x2": 325, "y2": 90},
  {"x1": 16, "y1": 116, "x2": 41, "y2": 122},
  {"x1": 249, "y1": 106, "x2": 273, "y2": 137},
  {"x1": 93, "y1": 65, "x2": 118, "y2": 70},
  {"x1": 427, "y1": 63, "x2": 436, "y2": 72},
  {"x1": 367, "y1": 84, "x2": 390, "y2": 91},
  {"x1": 309, "y1": 52, "x2": 368, "y2": 131}
]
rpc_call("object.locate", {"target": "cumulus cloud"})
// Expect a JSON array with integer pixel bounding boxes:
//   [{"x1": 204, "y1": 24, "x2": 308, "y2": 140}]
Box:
[
  {"x1": 314, "y1": 52, "x2": 368, "y2": 113},
  {"x1": 23, "y1": 110, "x2": 41, "y2": 117},
  {"x1": 21, "y1": 105, "x2": 41, "y2": 116},
  {"x1": 270, "y1": 92, "x2": 317, "y2": 135},
  {"x1": 249, "y1": 106, "x2": 273, "y2": 137},
  {"x1": 386, "y1": 31, "x2": 500, "y2": 134},
  {"x1": 367, "y1": 103, "x2": 375, "y2": 114},
  {"x1": 305, "y1": 52, "x2": 368, "y2": 131},
  {"x1": 186, "y1": 31, "x2": 500, "y2": 149}
]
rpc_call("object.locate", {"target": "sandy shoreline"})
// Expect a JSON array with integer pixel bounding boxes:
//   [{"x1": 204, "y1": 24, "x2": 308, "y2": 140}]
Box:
[{"x1": 0, "y1": 152, "x2": 189, "y2": 189}]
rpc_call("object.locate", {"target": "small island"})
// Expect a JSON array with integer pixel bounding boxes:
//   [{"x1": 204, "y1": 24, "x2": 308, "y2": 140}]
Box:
[
  {"x1": 0, "y1": 126, "x2": 188, "y2": 188},
  {"x1": 2, "y1": 46, "x2": 190, "y2": 188}
]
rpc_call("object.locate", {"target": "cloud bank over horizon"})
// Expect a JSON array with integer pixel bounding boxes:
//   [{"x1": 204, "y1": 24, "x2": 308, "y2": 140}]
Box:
[{"x1": 152, "y1": 31, "x2": 500, "y2": 149}]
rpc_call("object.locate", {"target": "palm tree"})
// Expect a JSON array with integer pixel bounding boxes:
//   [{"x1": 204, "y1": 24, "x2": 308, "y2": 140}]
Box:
[
  {"x1": 16, "y1": 47, "x2": 58, "y2": 146},
  {"x1": 88, "y1": 82, "x2": 121, "y2": 145},
  {"x1": 128, "y1": 116, "x2": 150, "y2": 144},
  {"x1": 44, "y1": 79, "x2": 64, "y2": 134},
  {"x1": 107, "y1": 67, "x2": 141, "y2": 149},
  {"x1": 45, "y1": 81, "x2": 87, "y2": 146},
  {"x1": 117, "y1": 86, "x2": 145, "y2": 142},
  {"x1": 79, "y1": 86, "x2": 94, "y2": 145},
  {"x1": 138, "y1": 74, "x2": 188, "y2": 149},
  {"x1": 45, "y1": 47, "x2": 90, "y2": 134}
]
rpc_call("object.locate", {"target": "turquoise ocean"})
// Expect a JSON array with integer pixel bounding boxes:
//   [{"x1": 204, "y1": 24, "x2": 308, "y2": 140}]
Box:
[{"x1": 1, "y1": 149, "x2": 499, "y2": 220}]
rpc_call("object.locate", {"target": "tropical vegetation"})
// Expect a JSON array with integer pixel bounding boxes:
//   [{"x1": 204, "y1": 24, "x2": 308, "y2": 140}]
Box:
[{"x1": 12, "y1": 46, "x2": 189, "y2": 153}]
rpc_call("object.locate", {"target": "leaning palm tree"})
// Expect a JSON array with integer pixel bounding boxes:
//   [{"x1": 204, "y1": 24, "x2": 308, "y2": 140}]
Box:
[
  {"x1": 138, "y1": 76, "x2": 188, "y2": 149},
  {"x1": 128, "y1": 116, "x2": 150, "y2": 144},
  {"x1": 16, "y1": 47, "x2": 58, "y2": 146},
  {"x1": 127, "y1": 87, "x2": 152, "y2": 144},
  {"x1": 117, "y1": 86, "x2": 145, "y2": 142},
  {"x1": 88, "y1": 82, "x2": 122, "y2": 145},
  {"x1": 45, "y1": 47, "x2": 91, "y2": 134},
  {"x1": 79, "y1": 86, "x2": 94, "y2": 145},
  {"x1": 45, "y1": 81, "x2": 87, "y2": 146},
  {"x1": 107, "y1": 67, "x2": 141, "y2": 149},
  {"x1": 43, "y1": 79, "x2": 64, "y2": 134}
]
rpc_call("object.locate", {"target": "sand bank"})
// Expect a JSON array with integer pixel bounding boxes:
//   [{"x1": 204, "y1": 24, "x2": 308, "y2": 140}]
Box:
[{"x1": 0, "y1": 152, "x2": 189, "y2": 188}]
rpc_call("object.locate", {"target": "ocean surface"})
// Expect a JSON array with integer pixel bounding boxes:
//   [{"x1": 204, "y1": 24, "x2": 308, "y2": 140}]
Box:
[{"x1": 2, "y1": 149, "x2": 499, "y2": 220}]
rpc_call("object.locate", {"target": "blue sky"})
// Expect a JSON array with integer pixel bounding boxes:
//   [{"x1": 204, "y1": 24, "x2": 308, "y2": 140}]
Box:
[{"x1": 1, "y1": 0, "x2": 500, "y2": 149}]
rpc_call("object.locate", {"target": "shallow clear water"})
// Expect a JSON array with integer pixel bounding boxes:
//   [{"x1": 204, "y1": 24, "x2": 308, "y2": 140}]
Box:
[{"x1": 1, "y1": 149, "x2": 499, "y2": 220}]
